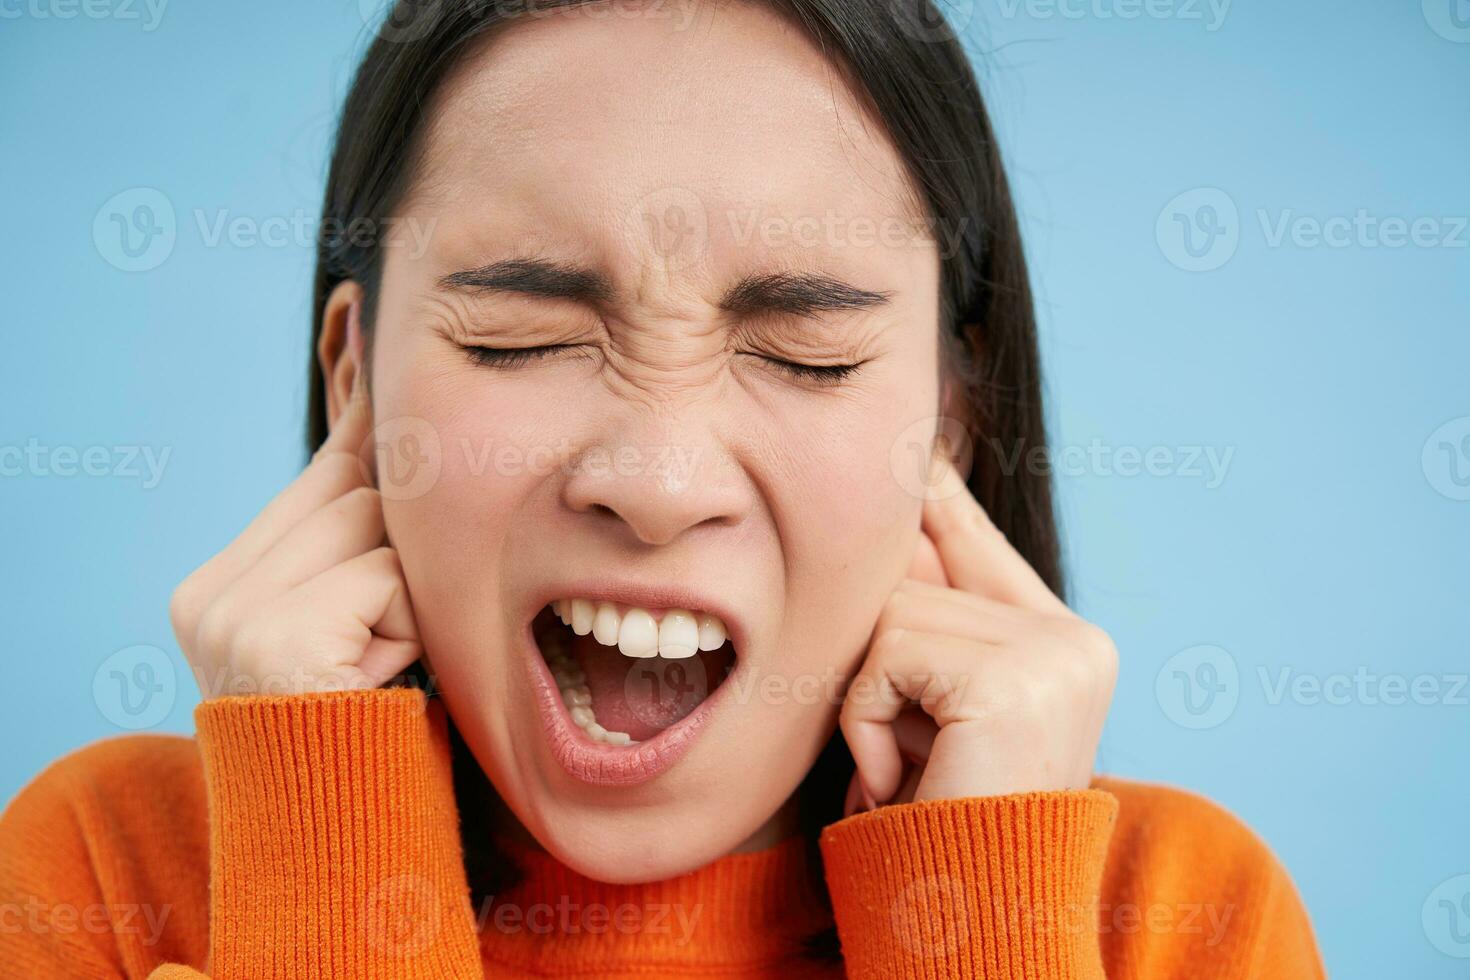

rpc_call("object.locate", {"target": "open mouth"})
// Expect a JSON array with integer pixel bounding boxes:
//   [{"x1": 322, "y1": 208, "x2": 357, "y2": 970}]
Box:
[{"x1": 532, "y1": 599, "x2": 739, "y2": 745}]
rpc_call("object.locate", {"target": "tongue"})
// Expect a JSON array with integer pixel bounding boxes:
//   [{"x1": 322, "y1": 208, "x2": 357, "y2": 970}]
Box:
[{"x1": 571, "y1": 631, "x2": 732, "y2": 742}]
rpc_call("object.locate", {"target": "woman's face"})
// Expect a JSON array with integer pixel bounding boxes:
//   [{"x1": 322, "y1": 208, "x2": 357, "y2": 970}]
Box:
[{"x1": 365, "y1": 2, "x2": 943, "y2": 882}]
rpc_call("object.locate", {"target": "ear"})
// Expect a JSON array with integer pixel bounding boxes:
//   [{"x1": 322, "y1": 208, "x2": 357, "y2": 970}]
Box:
[
  {"x1": 318, "y1": 280, "x2": 366, "y2": 429},
  {"x1": 934, "y1": 373, "x2": 965, "y2": 469},
  {"x1": 933, "y1": 353, "x2": 977, "y2": 484}
]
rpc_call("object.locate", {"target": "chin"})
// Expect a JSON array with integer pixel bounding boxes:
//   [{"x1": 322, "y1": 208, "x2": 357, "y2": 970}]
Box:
[{"x1": 530, "y1": 809, "x2": 758, "y2": 884}]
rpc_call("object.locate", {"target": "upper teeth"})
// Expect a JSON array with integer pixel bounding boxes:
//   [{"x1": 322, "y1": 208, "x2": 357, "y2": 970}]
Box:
[{"x1": 551, "y1": 598, "x2": 727, "y2": 659}]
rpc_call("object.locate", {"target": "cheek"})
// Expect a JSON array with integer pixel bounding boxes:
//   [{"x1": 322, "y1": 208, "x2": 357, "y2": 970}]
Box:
[
  {"x1": 370, "y1": 357, "x2": 567, "y2": 618},
  {"x1": 763, "y1": 373, "x2": 935, "y2": 669}
]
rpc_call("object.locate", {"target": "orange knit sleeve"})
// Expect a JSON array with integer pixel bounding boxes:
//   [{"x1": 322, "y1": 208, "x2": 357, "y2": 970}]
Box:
[
  {"x1": 189, "y1": 688, "x2": 483, "y2": 979},
  {"x1": 818, "y1": 783, "x2": 1325, "y2": 979},
  {"x1": 0, "y1": 688, "x2": 485, "y2": 980},
  {"x1": 819, "y1": 789, "x2": 1119, "y2": 979}
]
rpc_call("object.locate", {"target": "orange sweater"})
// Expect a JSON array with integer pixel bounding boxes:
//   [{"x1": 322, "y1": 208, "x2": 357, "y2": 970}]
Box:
[{"x1": 0, "y1": 689, "x2": 1323, "y2": 978}]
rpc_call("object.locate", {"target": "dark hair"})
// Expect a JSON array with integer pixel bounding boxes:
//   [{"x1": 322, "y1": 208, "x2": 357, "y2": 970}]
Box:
[{"x1": 307, "y1": 0, "x2": 1062, "y2": 960}]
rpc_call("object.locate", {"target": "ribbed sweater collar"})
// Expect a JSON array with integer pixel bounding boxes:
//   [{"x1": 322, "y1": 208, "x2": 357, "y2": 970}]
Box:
[{"x1": 476, "y1": 833, "x2": 834, "y2": 972}]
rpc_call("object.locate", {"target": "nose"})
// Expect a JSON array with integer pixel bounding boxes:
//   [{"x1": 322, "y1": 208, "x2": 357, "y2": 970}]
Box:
[{"x1": 560, "y1": 420, "x2": 751, "y2": 547}]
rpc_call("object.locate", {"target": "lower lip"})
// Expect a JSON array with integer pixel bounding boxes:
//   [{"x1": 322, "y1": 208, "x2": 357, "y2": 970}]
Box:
[{"x1": 522, "y1": 625, "x2": 735, "y2": 787}]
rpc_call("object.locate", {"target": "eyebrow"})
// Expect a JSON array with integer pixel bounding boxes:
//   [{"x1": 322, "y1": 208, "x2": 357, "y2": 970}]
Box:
[
  {"x1": 438, "y1": 259, "x2": 615, "y2": 304},
  {"x1": 718, "y1": 270, "x2": 893, "y2": 318},
  {"x1": 438, "y1": 259, "x2": 891, "y2": 319}
]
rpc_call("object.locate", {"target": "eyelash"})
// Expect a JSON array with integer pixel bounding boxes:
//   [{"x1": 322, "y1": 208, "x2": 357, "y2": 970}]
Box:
[
  {"x1": 463, "y1": 344, "x2": 577, "y2": 368},
  {"x1": 759, "y1": 357, "x2": 863, "y2": 386},
  {"x1": 462, "y1": 344, "x2": 863, "y2": 386}
]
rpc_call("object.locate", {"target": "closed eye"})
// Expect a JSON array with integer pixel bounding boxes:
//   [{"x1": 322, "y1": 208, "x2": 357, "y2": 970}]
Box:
[
  {"x1": 465, "y1": 344, "x2": 863, "y2": 386},
  {"x1": 463, "y1": 344, "x2": 582, "y2": 368},
  {"x1": 755, "y1": 355, "x2": 865, "y2": 387}
]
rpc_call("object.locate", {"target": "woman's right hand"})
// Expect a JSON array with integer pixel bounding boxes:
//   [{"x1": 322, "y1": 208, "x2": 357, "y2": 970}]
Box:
[{"x1": 169, "y1": 378, "x2": 423, "y2": 697}]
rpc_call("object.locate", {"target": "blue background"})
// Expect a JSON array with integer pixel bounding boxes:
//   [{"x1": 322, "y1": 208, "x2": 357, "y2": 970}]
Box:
[{"x1": 2, "y1": 1, "x2": 1466, "y2": 974}]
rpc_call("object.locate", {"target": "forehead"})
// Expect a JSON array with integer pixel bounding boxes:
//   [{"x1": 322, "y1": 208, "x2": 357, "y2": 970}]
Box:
[{"x1": 404, "y1": 3, "x2": 930, "y2": 294}]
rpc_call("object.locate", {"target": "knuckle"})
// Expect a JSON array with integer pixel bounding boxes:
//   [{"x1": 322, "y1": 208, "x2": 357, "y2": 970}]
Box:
[
  {"x1": 1074, "y1": 620, "x2": 1113, "y2": 653},
  {"x1": 232, "y1": 614, "x2": 285, "y2": 681},
  {"x1": 873, "y1": 595, "x2": 912, "y2": 638},
  {"x1": 363, "y1": 545, "x2": 401, "y2": 576},
  {"x1": 978, "y1": 672, "x2": 1045, "y2": 722},
  {"x1": 194, "y1": 601, "x2": 236, "y2": 659},
  {"x1": 870, "y1": 626, "x2": 910, "y2": 661},
  {"x1": 168, "y1": 577, "x2": 200, "y2": 640},
  {"x1": 344, "y1": 484, "x2": 381, "y2": 507},
  {"x1": 317, "y1": 447, "x2": 367, "y2": 486},
  {"x1": 335, "y1": 485, "x2": 382, "y2": 519},
  {"x1": 1068, "y1": 621, "x2": 1119, "y2": 680}
]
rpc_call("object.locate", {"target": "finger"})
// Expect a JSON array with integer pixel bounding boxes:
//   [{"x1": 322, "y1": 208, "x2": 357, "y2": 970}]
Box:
[
  {"x1": 218, "y1": 486, "x2": 386, "y2": 608},
  {"x1": 921, "y1": 455, "x2": 1065, "y2": 613},
  {"x1": 177, "y1": 384, "x2": 374, "y2": 605},
  {"x1": 843, "y1": 771, "x2": 864, "y2": 819},
  {"x1": 905, "y1": 529, "x2": 950, "y2": 587},
  {"x1": 270, "y1": 547, "x2": 421, "y2": 692},
  {"x1": 313, "y1": 372, "x2": 375, "y2": 465},
  {"x1": 892, "y1": 706, "x2": 939, "y2": 765},
  {"x1": 889, "y1": 708, "x2": 939, "y2": 805},
  {"x1": 883, "y1": 579, "x2": 1028, "y2": 644},
  {"x1": 174, "y1": 449, "x2": 367, "y2": 620},
  {"x1": 289, "y1": 546, "x2": 420, "y2": 646},
  {"x1": 356, "y1": 637, "x2": 425, "y2": 689},
  {"x1": 840, "y1": 630, "x2": 988, "y2": 803}
]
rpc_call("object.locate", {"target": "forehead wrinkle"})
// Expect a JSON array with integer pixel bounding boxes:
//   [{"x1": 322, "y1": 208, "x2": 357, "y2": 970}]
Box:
[{"x1": 409, "y1": 5, "x2": 920, "y2": 216}]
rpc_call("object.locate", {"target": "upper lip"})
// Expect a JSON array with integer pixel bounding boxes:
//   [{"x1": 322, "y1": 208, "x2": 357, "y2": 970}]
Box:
[{"x1": 526, "y1": 579, "x2": 749, "y2": 656}]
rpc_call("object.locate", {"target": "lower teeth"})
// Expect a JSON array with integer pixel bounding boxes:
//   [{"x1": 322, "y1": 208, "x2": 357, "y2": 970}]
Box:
[{"x1": 544, "y1": 643, "x2": 638, "y2": 746}]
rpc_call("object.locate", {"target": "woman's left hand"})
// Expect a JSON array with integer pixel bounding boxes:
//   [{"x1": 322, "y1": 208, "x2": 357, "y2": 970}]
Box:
[{"x1": 840, "y1": 456, "x2": 1118, "y2": 812}]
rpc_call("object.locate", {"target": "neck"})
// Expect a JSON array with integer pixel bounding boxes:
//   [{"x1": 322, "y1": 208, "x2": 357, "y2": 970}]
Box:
[{"x1": 489, "y1": 792, "x2": 803, "y2": 862}]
